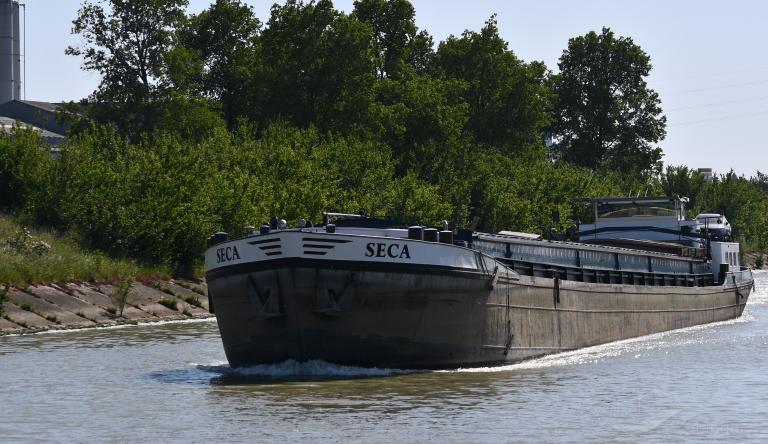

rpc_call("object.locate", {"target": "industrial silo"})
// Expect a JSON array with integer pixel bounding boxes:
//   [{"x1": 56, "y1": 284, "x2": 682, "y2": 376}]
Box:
[{"x1": 0, "y1": 0, "x2": 21, "y2": 104}]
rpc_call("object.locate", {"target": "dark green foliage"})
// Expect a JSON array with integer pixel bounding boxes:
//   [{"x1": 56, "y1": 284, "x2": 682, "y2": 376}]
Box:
[
  {"x1": 434, "y1": 16, "x2": 552, "y2": 152},
  {"x1": 371, "y1": 74, "x2": 469, "y2": 176},
  {"x1": 0, "y1": 0, "x2": 742, "y2": 275},
  {"x1": 552, "y1": 27, "x2": 666, "y2": 178},
  {"x1": 0, "y1": 128, "x2": 58, "y2": 221},
  {"x1": 259, "y1": 0, "x2": 376, "y2": 132},
  {"x1": 352, "y1": 0, "x2": 419, "y2": 79},
  {"x1": 11, "y1": 122, "x2": 453, "y2": 269},
  {"x1": 178, "y1": 0, "x2": 262, "y2": 128}
]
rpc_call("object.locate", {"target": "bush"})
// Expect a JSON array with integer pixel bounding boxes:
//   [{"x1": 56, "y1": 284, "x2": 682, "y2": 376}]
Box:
[
  {"x1": 4, "y1": 227, "x2": 51, "y2": 256},
  {"x1": 50, "y1": 123, "x2": 460, "y2": 271},
  {"x1": 0, "y1": 285, "x2": 7, "y2": 316},
  {"x1": 109, "y1": 277, "x2": 132, "y2": 317},
  {"x1": 0, "y1": 127, "x2": 58, "y2": 223}
]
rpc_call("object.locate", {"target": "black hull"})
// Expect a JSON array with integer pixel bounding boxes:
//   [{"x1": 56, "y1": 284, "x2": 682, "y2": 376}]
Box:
[{"x1": 207, "y1": 260, "x2": 752, "y2": 369}]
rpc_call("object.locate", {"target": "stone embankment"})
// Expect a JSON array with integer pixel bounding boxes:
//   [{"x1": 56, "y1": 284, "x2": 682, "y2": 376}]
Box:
[
  {"x1": 0, "y1": 279, "x2": 212, "y2": 335},
  {"x1": 744, "y1": 252, "x2": 765, "y2": 270}
]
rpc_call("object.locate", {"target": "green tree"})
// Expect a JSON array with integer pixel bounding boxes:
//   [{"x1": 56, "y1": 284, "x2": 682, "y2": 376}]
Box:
[
  {"x1": 433, "y1": 16, "x2": 552, "y2": 153},
  {"x1": 352, "y1": 0, "x2": 417, "y2": 79},
  {"x1": 552, "y1": 27, "x2": 666, "y2": 179},
  {"x1": 180, "y1": 0, "x2": 262, "y2": 128},
  {"x1": 66, "y1": 0, "x2": 189, "y2": 134},
  {"x1": 658, "y1": 165, "x2": 708, "y2": 213},
  {"x1": 371, "y1": 74, "x2": 469, "y2": 176},
  {"x1": 260, "y1": 0, "x2": 376, "y2": 132}
]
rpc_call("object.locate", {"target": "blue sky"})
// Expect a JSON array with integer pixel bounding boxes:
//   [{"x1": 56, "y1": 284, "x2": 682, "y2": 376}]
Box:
[{"x1": 19, "y1": 0, "x2": 768, "y2": 176}]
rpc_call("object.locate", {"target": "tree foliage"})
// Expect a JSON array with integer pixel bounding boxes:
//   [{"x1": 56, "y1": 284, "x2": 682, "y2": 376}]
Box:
[
  {"x1": 178, "y1": 0, "x2": 262, "y2": 128},
  {"x1": 0, "y1": 0, "x2": 751, "y2": 273},
  {"x1": 434, "y1": 16, "x2": 552, "y2": 152},
  {"x1": 66, "y1": 0, "x2": 190, "y2": 134},
  {"x1": 352, "y1": 0, "x2": 417, "y2": 79},
  {"x1": 552, "y1": 27, "x2": 666, "y2": 178}
]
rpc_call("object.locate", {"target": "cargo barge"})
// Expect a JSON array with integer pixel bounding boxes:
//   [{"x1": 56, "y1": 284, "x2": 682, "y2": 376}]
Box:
[{"x1": 205, "y1": 197, "x2": 754, "y2": 369}]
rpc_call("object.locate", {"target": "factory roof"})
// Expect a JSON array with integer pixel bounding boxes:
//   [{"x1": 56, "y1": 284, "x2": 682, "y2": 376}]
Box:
[
  {"x1": 0, "y1": 115, "x2": 66, "y2": 145},
  {"x1": 0, "y1": 99, "x2": 68, "y2": 136}
]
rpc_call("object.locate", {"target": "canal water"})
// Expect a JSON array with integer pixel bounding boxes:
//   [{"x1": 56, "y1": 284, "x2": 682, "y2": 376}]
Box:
[{"x1": 1, "y1": 272, "x2": 767, "y2": 443}]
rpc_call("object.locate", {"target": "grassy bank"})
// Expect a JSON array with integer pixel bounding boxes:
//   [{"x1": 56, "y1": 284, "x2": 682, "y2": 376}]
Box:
[{"x1": 0, "y1": 214, "x2": 168, "y2": 286}]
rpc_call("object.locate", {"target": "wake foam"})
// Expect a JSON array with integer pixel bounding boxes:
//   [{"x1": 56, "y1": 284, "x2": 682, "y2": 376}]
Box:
[{"x1": 193, "y1": 359, "x2": 409, "y2": 379}]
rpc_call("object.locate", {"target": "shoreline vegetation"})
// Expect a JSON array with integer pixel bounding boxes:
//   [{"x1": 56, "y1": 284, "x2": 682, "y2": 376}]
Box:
[
  {"x1": 0, "y1": 214, "x2": 170, "y2": 285},
  {"x1": 0, "y1": 215, "x2": 212, "y2": 335},
  {"x1": 1, "y1": 0, "x2": 767, "y2": 299}
]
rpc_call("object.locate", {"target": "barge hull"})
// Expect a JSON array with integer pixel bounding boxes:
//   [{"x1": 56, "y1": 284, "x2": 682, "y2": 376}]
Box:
[{"x1": 208, "y1": 261, "x2": 752, "y2": 369}]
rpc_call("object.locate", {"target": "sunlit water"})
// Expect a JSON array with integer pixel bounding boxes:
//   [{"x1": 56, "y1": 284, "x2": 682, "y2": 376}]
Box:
[{"x1": 2, "y1": 273, "x2": 767, "y2": 443}]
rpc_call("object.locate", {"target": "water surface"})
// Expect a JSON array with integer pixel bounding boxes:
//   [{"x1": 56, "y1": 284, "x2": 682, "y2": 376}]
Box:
[{"x1": 1, "y1": 272, "x2": 767, "y2": 443}]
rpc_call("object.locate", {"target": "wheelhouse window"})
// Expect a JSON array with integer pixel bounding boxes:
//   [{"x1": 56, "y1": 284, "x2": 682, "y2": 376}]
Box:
[{"x1": 596, "y1": 201, "x2": 678, "y2": 219}]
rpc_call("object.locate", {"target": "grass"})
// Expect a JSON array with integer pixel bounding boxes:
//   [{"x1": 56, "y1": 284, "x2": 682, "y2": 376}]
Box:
[
  {"x1": 153, "y1": 282, "x2": 176, "y2": 296},
  {"x1": 157, "y1": 296, "x2": 178, "y2": 311},
  {"x1": 175, "y1": 280, "x2": 206, "y2": 296},
  {"x1": 0, "y1": 214, "x2": 170, "y2": 286},
  {"x1": 183, "y1": 295, "x2": 202, "y2": 308}
]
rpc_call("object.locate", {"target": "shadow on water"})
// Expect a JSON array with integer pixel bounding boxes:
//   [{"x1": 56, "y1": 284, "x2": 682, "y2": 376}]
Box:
[
  {"x1": 145, "y1": 356, "x2": 580, "y2": 409},
  {"x1": 147, "y1": 359, "x2": 424, "y2": 386},
  {"x1": 191, "y1": 364, "x2": 570, "y2": 418}
]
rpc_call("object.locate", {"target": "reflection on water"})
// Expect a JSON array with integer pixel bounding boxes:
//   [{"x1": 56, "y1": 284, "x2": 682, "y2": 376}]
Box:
[{"x1": 0, "y1": 272, "x2": 767, "y2": 443}]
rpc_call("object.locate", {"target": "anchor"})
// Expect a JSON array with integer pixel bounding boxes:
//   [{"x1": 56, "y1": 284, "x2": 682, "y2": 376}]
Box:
[
  {"x1": 315, "y1": 271, "x2": 356, "y2": 317},
  {"x1": 247, "y1": 273, "x2": 285, "y2": 319}
]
